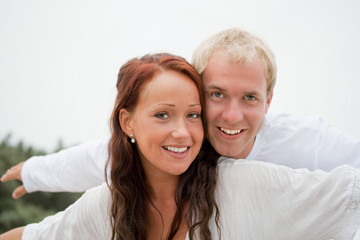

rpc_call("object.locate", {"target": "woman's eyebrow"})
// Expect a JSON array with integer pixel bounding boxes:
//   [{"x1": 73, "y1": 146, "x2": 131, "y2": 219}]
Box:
[{"x1": 152, "y1": 103, "x2": 201, "y2": 108}]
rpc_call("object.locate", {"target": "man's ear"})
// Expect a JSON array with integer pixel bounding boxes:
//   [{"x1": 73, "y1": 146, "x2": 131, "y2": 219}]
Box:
[
  {"x1": 119, "y1": 108, "x2": 133, "y2": 137},
  {"x1": 265, "y1": 92, "x2": 273, "y2": 114}
]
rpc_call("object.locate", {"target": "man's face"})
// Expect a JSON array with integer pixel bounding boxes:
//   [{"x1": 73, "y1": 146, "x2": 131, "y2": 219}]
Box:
[{"x1": 203, "y1": 53, "x2": 272, "y2": 159}]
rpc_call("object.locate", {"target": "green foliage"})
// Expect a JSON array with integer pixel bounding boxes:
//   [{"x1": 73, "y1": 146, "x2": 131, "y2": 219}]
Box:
[{"x1": 0, "y1": 134, "x2": 81, "y2": 233}]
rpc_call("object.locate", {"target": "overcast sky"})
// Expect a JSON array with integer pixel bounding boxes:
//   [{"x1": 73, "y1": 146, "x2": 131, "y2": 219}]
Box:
[{"x1": 1, "y1": 0, "x2": 360, "y2": 152}]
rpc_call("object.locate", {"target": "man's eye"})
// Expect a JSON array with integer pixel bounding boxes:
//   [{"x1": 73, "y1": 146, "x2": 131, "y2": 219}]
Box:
[
  {"x1": 155, "y1": 112, "x2": 169, "y2": 119},
  {"x1": 187, "y1": 112, "x2": 201, "y2": 119},
  {"x1": 246, "y1": 95, "x2": 256, "y2": 101},
  {"x1": 212, "y1": 92, "x2": 223, "y2": 98}
]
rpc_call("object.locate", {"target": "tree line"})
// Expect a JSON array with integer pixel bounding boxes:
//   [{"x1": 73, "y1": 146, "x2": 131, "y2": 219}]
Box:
[{"x1": 0, "y1": 134, "x2": 81, "y2": 233}]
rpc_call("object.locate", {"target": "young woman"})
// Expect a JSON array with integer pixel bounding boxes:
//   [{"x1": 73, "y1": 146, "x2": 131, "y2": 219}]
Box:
[{"x1": 1, "y1": 53, "x2": 220, "y2": 240}]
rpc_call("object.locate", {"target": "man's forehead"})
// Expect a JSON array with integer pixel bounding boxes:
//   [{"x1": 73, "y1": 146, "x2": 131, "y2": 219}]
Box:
[
  {"x1": 209, "y1": 50, "x2": 257, "y2": 65},
  {"x1": 203, "y1": 57, "x2": 266, "y2": 80},
  {"x1": 203, "y1": 55, "x2": 263, "y2": 78},
  {"x1": 202, "y1": 56, "x2": 268, "y2": 96}
]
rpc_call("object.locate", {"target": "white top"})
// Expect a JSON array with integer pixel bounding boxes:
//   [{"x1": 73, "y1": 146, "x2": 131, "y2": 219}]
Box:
[
  {"x1": 23, "y1": 158, "x2": 360, "y2": 240},
  {"x1": 248, "y1": 110, "x2": 360, "y2": 171},
  {"x1": 22, "y1": 110, "x2": 360, "y2": 193}
]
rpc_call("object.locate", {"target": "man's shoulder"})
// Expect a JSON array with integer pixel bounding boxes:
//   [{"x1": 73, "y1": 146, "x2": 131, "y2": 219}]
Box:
[
  {"x1": 262, "y1": 109, "x2": 328, "y2": 139},
  {"x1": 260, "y1": 110, "x2": 329, "y2": 150},
  {"x1": 265, "y1": 109, "x2": 324, "y2": 128}
]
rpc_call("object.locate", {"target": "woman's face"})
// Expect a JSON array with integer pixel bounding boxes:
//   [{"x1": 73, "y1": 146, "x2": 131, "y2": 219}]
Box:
[{"x1": 125, "y1": 70, "x2": 204, "y2": 179}]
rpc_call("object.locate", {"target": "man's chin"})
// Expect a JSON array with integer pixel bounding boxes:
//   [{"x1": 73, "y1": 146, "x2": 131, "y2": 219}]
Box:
[
  {"x1": 210, "y1": 139, "x2": 252, "y2": 159},
  {"x1": 212, "y1": 144, "x2": 242, "y2": 159}
]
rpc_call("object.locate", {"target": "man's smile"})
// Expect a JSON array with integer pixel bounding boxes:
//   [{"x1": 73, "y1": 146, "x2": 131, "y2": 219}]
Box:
[{"x1": 219, "y1": 127, "x2": 243, "y2": 135}]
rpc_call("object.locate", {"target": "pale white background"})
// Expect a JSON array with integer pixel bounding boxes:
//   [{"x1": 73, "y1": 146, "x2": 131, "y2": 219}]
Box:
[{"x1": 0, "y1": 0, "x2": 360, "y2": 152}]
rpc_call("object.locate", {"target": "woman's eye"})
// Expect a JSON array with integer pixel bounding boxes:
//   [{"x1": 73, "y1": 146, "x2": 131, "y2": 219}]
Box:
[
  {"x1": 212, "y1": 92, "x2": 223, "y2": 98},
  {"x1": 187, "y1": 112, "x2": 201, "y2": 119},
  {"x1": 155, "y1": 112, "x2": 169, "y2": 119}
]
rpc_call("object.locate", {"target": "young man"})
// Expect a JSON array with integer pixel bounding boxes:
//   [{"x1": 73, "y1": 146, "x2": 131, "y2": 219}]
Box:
[{"x1": 2, "y1": 28, "x2": 360, "y2": 199}]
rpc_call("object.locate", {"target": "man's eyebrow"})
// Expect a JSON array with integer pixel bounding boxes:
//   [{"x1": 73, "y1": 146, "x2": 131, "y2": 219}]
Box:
[
  {"x1": 245, "y1": 91, "x2": 260, "y2": 96},
  {"x1": 206, "y1": 85, "x2": 261, "y2": 96},
  {"x1": 205, "y1": 84, "x2": 224, "y2": 91}
]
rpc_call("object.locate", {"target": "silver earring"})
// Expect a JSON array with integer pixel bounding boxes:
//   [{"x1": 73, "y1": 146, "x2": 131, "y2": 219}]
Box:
[{"x1": 130, "y1": 133, "x2": 135, "y2": 143}]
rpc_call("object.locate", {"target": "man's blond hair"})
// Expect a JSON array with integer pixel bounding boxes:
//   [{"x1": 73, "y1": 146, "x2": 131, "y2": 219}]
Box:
[{"x1": 192, "y1": 28, "x2": 277, "y2": 97}]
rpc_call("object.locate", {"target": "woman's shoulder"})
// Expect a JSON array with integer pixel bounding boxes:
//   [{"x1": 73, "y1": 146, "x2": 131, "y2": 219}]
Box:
[
  {"x1": 81, "y1": 183, "x2": 112, "y2": 211},
  {"x1": 84, "y1": 182, "x2": 111, "y2": 197}
]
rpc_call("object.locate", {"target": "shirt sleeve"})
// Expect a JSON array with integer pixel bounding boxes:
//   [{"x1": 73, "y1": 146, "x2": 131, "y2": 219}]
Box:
[
  {"x1": 315, "y1": 120, "x2": 360, "y2": 170},
  {"x1": 22, "y1": 184, "x2": 112, "y2": 240},
  {"x1": 21, "y1": 137, "x2": 109, "y2": 193},
  {"x1": 255, "y1": 111, "x2": 360, "y2": 171},
  {"x1": 216, "y1": 158, "x2": 360, "y2": 239}
]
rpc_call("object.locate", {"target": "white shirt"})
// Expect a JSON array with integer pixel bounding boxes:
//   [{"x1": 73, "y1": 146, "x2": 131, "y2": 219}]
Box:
[
  {"x1": 23, "y1": 158, "x2": 360, "y2": 240},
  {"x1": 22, "y1": 110, "x2": 360, "y2": 193},
  {"x1": 248, "y1": 110, "x2": 360, "y2": 171}
]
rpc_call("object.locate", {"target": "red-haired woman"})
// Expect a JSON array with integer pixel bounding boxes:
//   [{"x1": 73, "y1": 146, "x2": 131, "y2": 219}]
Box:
[{"x1": 1, "y1": 53, "x2": 220, "y2": 240}]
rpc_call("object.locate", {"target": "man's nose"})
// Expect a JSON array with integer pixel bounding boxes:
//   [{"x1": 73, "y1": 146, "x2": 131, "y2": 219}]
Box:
[{"x1": 222, "y1": 100, "x2": 243, "y2": 124}]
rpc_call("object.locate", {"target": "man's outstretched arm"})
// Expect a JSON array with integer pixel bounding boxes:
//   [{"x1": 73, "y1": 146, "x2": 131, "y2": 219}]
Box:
[{"x1": 1, "y1": 161, "x2": 26, "y2": 198}]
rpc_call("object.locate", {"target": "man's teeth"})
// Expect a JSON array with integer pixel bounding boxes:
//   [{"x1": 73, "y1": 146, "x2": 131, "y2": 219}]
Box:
[
  {"x1": 164, "y1": 146, "x2": 188, "y2": 153},
  {"x1": 220, "y1": 128, "x2": 241, "y2": 135}
]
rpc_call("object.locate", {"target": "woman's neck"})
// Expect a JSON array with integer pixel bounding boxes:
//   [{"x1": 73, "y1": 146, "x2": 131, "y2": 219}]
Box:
[
  {"x1": 147, "y1": 173, "x2": 179, "y2": 202},
  {"x1": 145, "y1": 172, "x2": 188, "y2": 240}
]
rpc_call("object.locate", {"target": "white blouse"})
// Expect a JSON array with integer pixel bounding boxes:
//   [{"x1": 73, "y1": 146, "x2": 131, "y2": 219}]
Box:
[{"x1": 23, "y1": 157, "x2": 360, "y2": 240}]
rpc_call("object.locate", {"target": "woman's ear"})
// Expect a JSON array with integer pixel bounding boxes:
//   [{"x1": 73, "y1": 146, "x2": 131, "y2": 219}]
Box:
[{"x1": 119, "y1": 108, "x2": 133, "y2": 137}]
